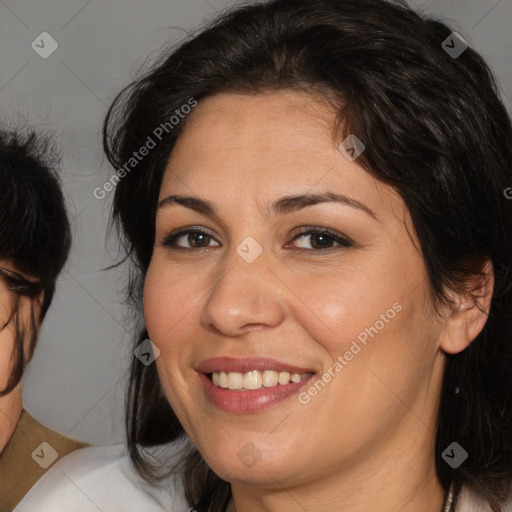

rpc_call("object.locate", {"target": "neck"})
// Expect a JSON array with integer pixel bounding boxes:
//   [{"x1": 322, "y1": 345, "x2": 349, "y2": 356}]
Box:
[{"x1": 227, "y1": 425, "x2": 446, "y2": 512}]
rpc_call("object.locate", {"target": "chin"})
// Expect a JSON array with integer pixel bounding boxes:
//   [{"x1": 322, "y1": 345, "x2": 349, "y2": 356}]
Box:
[{"x1": 197, "y1": 438, "x2": 305, "y2": 487}]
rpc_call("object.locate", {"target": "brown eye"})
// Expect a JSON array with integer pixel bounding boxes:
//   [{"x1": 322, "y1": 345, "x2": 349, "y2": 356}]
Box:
[
  {"x1": 290, "y1": 228, "x2": 353, "y2": 252},
  {"x1": 162, "y1": 228, "x2": 220, "y2": 249}
]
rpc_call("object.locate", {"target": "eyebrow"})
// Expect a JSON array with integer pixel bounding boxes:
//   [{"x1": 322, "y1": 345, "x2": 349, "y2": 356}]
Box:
[{"x1": 158, "y1": 191, "x2": 378, "y2": 220}]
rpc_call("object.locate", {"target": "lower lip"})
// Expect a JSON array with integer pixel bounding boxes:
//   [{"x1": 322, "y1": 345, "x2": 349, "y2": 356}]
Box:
[{"x1": 198, "y1": 372, "x2": 314, "y2": 413}]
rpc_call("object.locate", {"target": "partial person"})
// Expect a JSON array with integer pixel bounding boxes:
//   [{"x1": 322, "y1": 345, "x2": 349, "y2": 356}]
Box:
[{"x1": 0, "y1": 130, "x2": 85, "y2": 511}]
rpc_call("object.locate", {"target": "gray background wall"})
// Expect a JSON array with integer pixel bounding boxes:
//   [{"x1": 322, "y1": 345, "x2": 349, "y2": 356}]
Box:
[{"x1": 0, "y1": 0, "x2": 510, "y2": 444}]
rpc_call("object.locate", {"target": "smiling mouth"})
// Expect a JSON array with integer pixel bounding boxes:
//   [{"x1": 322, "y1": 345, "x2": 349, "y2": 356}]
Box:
[{"x1": 209, "y1": 370, "x2": 314, "y2": 391}]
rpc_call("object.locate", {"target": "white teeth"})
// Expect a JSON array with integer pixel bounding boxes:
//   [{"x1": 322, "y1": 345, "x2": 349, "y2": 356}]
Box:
[
  {"x1": 219, "y1": 371, "x2": 228, "y2": 388},
  {"x1": 211, "y1": 370, "x2": 310, "y2": 390},
  {"x1": 227, "y1": 371, "x2": 244, "y2": 390},
  {"x1": 278, "y1": 371, "x2": 290, "y2": 385},
  {"x1": 243, "y1": 370, "x2": 262, "y2": 390},
  {"x1": 262, "y1": 370, "x2": 279, "y2": 387}
]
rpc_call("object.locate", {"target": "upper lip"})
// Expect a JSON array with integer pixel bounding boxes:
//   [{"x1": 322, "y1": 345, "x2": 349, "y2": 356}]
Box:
[{"x1": 197, "y1": 357, "x2": 316, "y2": 375}]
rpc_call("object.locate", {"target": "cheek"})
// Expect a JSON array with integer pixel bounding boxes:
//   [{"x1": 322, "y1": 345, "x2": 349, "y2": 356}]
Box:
[
  {"x1": 143, "y1": 261, "x2": 207, "y2": 432},
  {"x1": 142, "y1": 258, "x2": 201, "y2": 353},
  {"x1": 0, "y1": 323, "x2": 16, "y2": 390},
  {"x1": 291, "y1": 255, "x2": 435, "y2": 409},
  {"x1": 317, "y1": 281, "x2": 437, "y2": 424},
  {"x1": 144, "y1": 259, "x2": 176, "y2": 337},
  {"x1": 288, "y1": 265, "x2": 409, "y2": 356},
  {"x1": 0, "y1": 327, "x2": 22, "y2": 453}
]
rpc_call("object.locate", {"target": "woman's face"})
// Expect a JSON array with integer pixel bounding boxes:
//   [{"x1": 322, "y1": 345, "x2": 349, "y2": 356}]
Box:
[
  {"x1": 0, "y1": 263, "x2": 24, "y2": 453},
  {"x1": 143, "y1": 90, "x2": 452, "y2": 488}
]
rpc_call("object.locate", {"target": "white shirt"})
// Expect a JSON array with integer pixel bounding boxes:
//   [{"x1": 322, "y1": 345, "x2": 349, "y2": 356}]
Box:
[
  {"x1": 457, "y1": 484, "x2": 512, "y2": 512},
  {"x1": 13, "y1": 443, "x2": 190, "y2": 512},
  {"x1": 14, "y1": 441, "x2": 511, "y2": 512}
]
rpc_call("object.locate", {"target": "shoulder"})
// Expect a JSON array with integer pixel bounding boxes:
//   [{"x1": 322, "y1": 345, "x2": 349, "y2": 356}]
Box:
[
  {"x1": 0, "y1": 410, "x2": 86, "y2": 511},
  {"x1": 16, "y1": 410, "x2": 87, "y2": 455},
  {"x1": 14, "y1": 441, "x2": 191, "y2": 512}
]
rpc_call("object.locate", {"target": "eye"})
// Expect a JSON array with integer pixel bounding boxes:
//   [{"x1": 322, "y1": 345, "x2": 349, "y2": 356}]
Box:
[
  {"x1": 288, "y1": 227, "x2": 353, "y2": 252},
  {"x1": 162, "y1": 227, "x2": 220, "y2": 250},
  {"x1": 161, "y1": 226, "x2": 353, "y2": 253},
  {"x1": 0, "y1": 267, "x2": 43, "y2": 297}
]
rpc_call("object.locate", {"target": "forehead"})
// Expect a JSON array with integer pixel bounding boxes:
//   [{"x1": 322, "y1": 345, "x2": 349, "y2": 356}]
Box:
[
  {"x1": 166, "y1": 90, "x2": 337, "y2": 177},
  {"x1": 160, "y1": 90, "x2": 407, "y2": 226}
]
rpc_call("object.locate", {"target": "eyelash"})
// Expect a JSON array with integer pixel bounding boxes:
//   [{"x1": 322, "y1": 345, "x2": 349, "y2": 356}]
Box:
[{"x1": 161, "y1": 226, "x2": 353, "y2": 253}]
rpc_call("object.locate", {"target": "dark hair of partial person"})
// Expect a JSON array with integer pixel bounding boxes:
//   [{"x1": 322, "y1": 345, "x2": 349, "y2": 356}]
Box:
[
  {"x1": 103, "y1": 0, "x2": 512, "y2": 510},
  {"x1": 0, "y1": 129, "x2": 71, "y2": 397}
]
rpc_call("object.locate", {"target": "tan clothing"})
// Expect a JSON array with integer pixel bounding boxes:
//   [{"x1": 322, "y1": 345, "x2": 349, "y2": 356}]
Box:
[{"x1": 0, "y1": 409, "x2": 85, "y2": 512}]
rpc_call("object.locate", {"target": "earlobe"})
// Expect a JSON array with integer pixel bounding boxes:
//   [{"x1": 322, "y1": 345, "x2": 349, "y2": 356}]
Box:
[{"x1": 439, "y1": 259, "x2": 494, "y2": 355}]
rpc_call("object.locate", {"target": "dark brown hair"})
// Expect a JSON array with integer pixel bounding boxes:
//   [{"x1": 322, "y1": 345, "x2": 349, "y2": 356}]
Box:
[
  {"x1": 0, "y1": 130, "x2": 71, "y2": 396},
  {"x1": 103, "y1": 0, "x2": 512, "y2": 510}
]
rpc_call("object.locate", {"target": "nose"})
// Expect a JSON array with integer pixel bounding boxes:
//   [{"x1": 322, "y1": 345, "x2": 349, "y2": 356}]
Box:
[{"x1": 199, "y1": 247, "x2": 286, "y2": 337}]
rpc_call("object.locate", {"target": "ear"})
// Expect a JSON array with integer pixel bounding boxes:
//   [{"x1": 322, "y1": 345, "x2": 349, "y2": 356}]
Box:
[{"x1": 439, "y1": 259, "x2": 494, "y2": 355}]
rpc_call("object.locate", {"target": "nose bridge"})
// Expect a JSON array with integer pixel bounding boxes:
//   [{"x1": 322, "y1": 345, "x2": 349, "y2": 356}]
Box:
[{"x1": 200, "y1": 239, "x2": 285, "y2": 335}]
